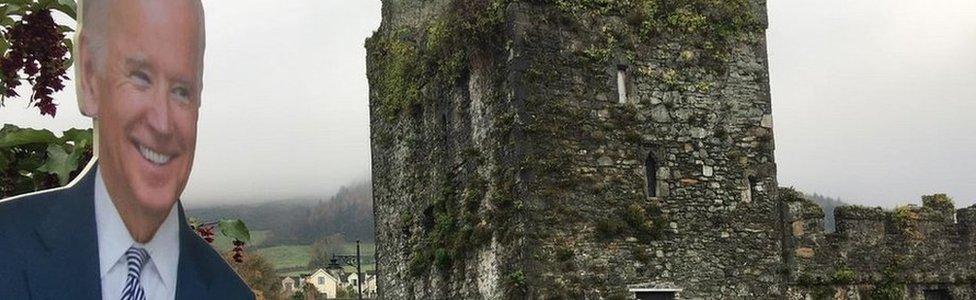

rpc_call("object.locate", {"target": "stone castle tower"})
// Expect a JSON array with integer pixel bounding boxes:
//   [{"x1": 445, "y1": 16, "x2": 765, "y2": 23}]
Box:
[{"x1": 366, "y1": 0, "x2": 976, "y2": 299}]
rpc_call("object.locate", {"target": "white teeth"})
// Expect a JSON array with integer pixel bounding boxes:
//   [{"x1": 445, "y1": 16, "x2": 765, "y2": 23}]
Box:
[{"x1": 138, "y1": 144, "x2": 172, "y2": 165}]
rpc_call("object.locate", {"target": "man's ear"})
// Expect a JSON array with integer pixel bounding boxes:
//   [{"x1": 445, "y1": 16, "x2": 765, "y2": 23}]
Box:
[{"x1": 76, "y1": 32, "x2": 99, "y2": 118}]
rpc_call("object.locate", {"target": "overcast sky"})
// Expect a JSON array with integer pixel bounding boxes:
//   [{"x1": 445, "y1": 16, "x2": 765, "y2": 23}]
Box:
[
  {"x1": 768, "y1": 0, "x2": 976, "y2": 207},
  {"x1": 1, "y1": 0, "x2": 973, "y2": 208}
]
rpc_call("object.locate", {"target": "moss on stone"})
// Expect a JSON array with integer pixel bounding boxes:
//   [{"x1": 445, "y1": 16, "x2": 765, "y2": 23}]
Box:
[
  {"x1": 368, "y1": 0, "x2": 509, "y2": 120},
  {"x1": 369, "y1": 29, "x2": 424, "y2": 120},
  {"x1": 507, "y1": 269, "x2": 527, "y2": 289},
  {"x1": 434, "y1": 248, "x2": 451, "y2": 270},
  {"x1": 892, "y1": 205, "x2": 922, "y2": 238},
  {"x1": 922, "y1": 193, "x2": 954, "y2": 217},
  {"x1": 408, "y1": 247, "x2": 432, "y2": 276},
  {"x1": 832, "y1": 266, "x2": 856, "y2": 284},
  {"x1": 835, "y1": 205, "x2": 885, "y2": 220}
]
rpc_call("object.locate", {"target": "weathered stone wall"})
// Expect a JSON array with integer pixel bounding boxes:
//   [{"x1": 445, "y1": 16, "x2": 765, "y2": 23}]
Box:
[
  {"x1": 368, "y1": 0, "x2": 783, "y2": 298},
  {"x1": 368, "y1": 0, "x2": 975, "y2": 299},
  {"x1": 506, "y1": 1, "x2": 782, "y2": 298},
  {"x1": 367, "y1": 1, "x2": 527, "y2": 298},
  {"x1": 783, "y1": 190, "x2": 976, "y2": 299}
]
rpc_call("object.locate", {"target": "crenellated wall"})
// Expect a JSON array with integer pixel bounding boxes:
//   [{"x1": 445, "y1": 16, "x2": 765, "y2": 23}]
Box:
[{"x1": 782, "y1": 189, "x2": 976, "y2": 299}]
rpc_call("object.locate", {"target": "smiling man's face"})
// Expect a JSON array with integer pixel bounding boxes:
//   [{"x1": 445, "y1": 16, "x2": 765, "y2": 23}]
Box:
[{"x1": 85, "y1": 0, "x2": 204, "y2": 215}]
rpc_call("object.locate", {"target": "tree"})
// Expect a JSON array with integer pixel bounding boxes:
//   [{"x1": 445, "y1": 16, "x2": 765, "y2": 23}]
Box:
[
  {"x1": 290, "y1": 290, "x2": 304, "y2": 300},
  {"x1": 307, "y1": 233, "x2": 347, "y2": 270},
  {"x1": 223, "y1": 251, "x2": 282, "y2": 300}
]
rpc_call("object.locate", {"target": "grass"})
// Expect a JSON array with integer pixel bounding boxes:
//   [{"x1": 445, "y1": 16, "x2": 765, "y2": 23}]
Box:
[
  {"x1": 205, "y1": 229, "x2": 377, "y2": 275},
  {"x1": 257, "y1": 242, "x2": 378, "y2": 275},
  {"x1": 257, "y1": 245, "x2": 313, "y2": 271}
]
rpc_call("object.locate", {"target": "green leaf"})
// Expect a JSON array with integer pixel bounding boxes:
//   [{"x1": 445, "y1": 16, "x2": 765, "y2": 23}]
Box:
[
  {"x1": 0, "y1": 15, "x2": 13, "y2": 29},
  {"x1": 13, "y1": 149, "x2": 45, "y2": 171},
  {"x1": 0, "y1": 37, "x2": 8, "y2": 56},
  {"x1": 1, "y1": 0, "x2": 32, "y2": 6},
  {"x1": 0, "y1": 125, "x2": 59, "y2": 148},
  {"x1": 62, "y1": 38, "x2": 73, "y2": 51},
  {"x1": 0, "y1": 3, "x2": 26, "y2": 16},
  {"x1": 0, "y1": 150, "x2": 9, "y2": 170},
  {"x1": 52, "y1": 0, "x2": 76, "y2": 19},
  {"x1": 218, "y1": 219, "x2": 251, "y2": 243},
  {"x1": 36, "y1": 144, "x2": 78, "y2": 185},
  {"x1": 62, "y1": 56, "x2": 73, "y2": 69},
  {"x1": 61, "y1": 127, "x2": 92, "y2": 149}
]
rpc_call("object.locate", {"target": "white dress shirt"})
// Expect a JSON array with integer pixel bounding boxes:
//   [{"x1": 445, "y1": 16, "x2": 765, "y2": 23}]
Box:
[{"x1": 95, "y1": 170, "x2": 180, "y2": 300}]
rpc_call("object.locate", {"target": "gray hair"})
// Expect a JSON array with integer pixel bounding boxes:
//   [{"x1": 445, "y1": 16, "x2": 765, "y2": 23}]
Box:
[
  {"x1": 75, "y1": 0, "x2": 206, "y2": 115},
  {"x1": 76, "y1": 0, "x2": 206, "y2": 72}
]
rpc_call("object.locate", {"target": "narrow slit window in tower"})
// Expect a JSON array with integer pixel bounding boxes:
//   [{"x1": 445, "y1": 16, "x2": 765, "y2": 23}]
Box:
[
  {"x1": 617, "y1": 66, "x2": 628, "y2": 104},
  {"x1": 749, "y1": 176, "x2": 760, "y2": 196},
  {"x1": 645, "y1": 152, "x2": 657, "y2": 198},
  {"x1": 743, "y1": 176, "x2": 758, "y2": 202}
]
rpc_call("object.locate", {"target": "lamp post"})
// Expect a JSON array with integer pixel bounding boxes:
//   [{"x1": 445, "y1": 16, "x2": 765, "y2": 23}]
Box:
[{"x1": 326, "y1": 240, "x2": 363, "y2": 300}]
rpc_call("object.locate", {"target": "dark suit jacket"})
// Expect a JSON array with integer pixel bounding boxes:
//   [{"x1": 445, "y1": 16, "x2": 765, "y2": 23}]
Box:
[{"x1": 0, "y1": 164, "x2": 255, "y2": 299}]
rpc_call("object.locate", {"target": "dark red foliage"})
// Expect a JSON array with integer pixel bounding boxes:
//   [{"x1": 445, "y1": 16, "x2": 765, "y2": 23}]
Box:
[
  {"x1": 231, "y1": 239, "x2": 245, "y2": 263},
  {"x1": 194, "y1": 222, "x2": 247, "y2": 263},
  {"x1": 0, "y1": 9, "x2": 71, "y2": 117},
  {"x1": 196, "y1": 226, "x2": 215, "y2": 243}
]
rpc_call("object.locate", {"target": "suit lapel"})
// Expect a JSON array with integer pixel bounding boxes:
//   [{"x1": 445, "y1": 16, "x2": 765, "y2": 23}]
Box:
[
  {"x1": 23, "y1": 166, "x2": 227, "y2": 299},
  {"x1": 28, "y1": 166, "x2": 102, "y2": 300},
  {"x1": 175, "y1": 202, "x2": 217, "y2": 298}
]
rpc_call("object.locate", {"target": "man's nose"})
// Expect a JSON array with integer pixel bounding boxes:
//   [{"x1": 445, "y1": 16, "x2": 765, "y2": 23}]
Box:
[{"x1": 147, "y1": 88, "x2": 174, "y2": 136}]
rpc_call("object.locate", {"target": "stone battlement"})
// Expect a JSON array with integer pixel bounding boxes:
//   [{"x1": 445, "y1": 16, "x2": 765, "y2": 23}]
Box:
[
  {"x1": 785, "y1": 190, "x2": 976, "y2": 249},
  {"x1": 782, "y1": 188, "x2": 976, "y2": 299}
]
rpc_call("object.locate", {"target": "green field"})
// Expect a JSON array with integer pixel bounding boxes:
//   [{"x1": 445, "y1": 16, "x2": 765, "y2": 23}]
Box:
[
  {"x1": 256, "y1": 245, "x2": 313, "y2": 271},
  {"x1": 204, "y1": 229, "x2": 375, "y2": 275},
  {"x1": 255, "y1": 243, "x2": 376, "y2": 275}
]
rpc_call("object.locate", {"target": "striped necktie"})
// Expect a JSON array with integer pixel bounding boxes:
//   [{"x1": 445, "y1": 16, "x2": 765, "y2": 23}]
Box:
[{"x1": 120, "y1": 247, "x2": 150, "y2": 300}]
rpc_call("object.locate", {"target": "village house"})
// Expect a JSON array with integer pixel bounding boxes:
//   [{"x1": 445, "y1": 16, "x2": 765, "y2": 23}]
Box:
[
  {"x1": 342, "y1": 272, "x2": 378, "y2": 298},
  {"x1": 280, "y1": 274, "x2": 309, "y2": 297},
  {"x1": 279, "y1": 268, "x2": 378, "y2": 299},
  {"x1": 307, "y1": 269, "x2": 342, "y2": 298}
]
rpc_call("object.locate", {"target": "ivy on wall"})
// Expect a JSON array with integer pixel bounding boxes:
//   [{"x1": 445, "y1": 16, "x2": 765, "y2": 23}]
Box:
[{"x1": 369, "y1": 0, "x2": 765, "y2": 120}]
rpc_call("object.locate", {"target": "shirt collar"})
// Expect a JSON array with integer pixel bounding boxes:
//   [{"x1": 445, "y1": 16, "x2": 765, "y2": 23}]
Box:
[{"x1": 94, "y1": 169, "x2": 181, "y2": 289}]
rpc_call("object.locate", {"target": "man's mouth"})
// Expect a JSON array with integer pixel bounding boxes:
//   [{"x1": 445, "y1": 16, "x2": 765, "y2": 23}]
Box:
[{"x1": 137, "y1": 144, "x2": 173, "y2": 165}]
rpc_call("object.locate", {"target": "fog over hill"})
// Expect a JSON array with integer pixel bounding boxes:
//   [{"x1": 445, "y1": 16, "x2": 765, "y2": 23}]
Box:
[{"x1": 188, "y1": 179, "x2": 375, "y2": 247}]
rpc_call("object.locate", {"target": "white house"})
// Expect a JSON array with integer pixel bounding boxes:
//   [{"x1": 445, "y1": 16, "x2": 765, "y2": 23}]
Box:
[
  {"x1": 281, "y1": 275, "x2": 308, "y2": 296},
  {"x1": 342, "y1": 272, "x2": 378, "y2": 298},
  {"x1": 362, "y1": 274, "x2": 378, "y2": 298},
  {"x1": 307, "y1": 269, "x2": 342, "y2": 298},
  {"x1": 344, "y1": 272, "x2": 360, "y2": 291},
  {"x1": 281, "y1": 277, "x2": 296, "y2": 295}
]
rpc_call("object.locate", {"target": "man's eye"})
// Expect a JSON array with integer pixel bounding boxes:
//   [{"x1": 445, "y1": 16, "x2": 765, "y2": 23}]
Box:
[
  {"x1": 130, "y1": 71, "x2": 151, "y2": 86},
  {"x1": 172, "y1": 87, "x2": 192, "y2": 102}
]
